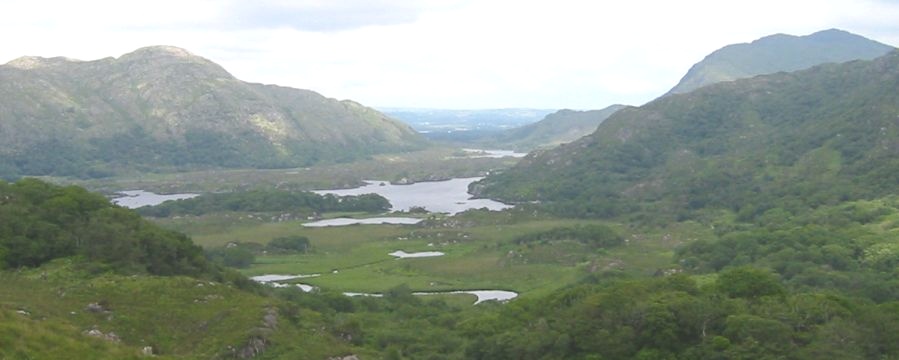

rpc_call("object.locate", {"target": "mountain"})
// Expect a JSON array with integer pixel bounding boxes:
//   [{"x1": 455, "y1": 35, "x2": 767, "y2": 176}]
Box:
[
  {"x1": 666, "y1": 29, "x2": 894, "y2": 96},
  {"x1": 380, "y1": 107, "x2": 555, "y2": 133},
  {"x1": 476, "y1": 51, "x2": 899, "y2": 220},
  {"x1": 494, "y1": 105, "x2": 626, "y2": 150},
  {"x1": 0, "y1": 46, "x2": 426, "y2": 178}
]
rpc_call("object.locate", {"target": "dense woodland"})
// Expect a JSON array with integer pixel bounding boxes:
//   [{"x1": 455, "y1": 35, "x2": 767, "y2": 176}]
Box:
[{"x1": 0, "y1": 179, "x2": 208, "y2": 274}]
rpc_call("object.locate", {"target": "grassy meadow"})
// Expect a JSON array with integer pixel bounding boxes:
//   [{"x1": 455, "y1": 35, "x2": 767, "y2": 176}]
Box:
[{"x1": 155, "y1": 211, "x2": 708, "y2": 301}]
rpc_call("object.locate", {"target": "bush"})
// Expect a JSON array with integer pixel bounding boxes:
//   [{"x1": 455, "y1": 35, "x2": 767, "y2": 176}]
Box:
[
  {"x1": 221, "y1": 247, "x2": 255, "y2": 268},
  {"x1": 267, "y1": 236, "x2": 311, "y2": 253}
]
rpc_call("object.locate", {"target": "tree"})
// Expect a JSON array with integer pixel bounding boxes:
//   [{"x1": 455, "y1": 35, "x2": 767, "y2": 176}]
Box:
[
  {"x1": 267, "y1": 236, "x2": 311, "y2": 253},
  {"x1": 716, "y1": 267, "x2": 785, "y2": 299},
  {"x1": 222, "y1": 247, "x2": 255, "y2": 268}
]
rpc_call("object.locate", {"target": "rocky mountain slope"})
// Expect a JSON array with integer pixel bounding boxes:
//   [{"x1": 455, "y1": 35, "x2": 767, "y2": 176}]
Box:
[
  {"x1": 0, "y1": 46, "x2": 426, "y2": 178},
  {"x1": 666, "y1": 29, "x2": 893, "y2": 95}
]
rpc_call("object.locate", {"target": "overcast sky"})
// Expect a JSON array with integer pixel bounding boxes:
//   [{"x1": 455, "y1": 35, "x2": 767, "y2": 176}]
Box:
[{"x1": 2, "y1": 0, "x2": 898, "y2": 109}]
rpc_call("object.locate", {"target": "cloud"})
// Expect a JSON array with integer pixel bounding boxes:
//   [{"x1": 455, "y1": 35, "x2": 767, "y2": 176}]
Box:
[
  {"x1": 219, "y1": 0, "x2": 446, "y2": 32},
  {"x1": 1, "y1": 0, "x2": 898, "y2": 109}
]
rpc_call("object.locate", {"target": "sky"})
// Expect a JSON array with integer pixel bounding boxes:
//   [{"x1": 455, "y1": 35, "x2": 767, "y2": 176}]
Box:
[{"x1": 2, "y1": 0, "x2": 898, "y2": 110}]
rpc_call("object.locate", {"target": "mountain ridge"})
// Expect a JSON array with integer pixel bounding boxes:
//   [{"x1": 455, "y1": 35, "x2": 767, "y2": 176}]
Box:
[
  {"x1": 494, "y1": 104, "x2": 627, "y2": 150},
  {"x1": 478, "y1": 50, "x2": 899, "y2": 220},
  {"x1": 665, "y1": 28, "x2": 894, "y2": 96},
  {"x1": 0, "y1": 46, "x2": 426, "y2": 178}
]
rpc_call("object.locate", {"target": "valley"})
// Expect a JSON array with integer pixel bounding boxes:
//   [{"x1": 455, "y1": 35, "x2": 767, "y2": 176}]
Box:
[
  {"x1": 86, "y1": 146, "x2": 674, "y2": 302},
  {"x1": 2, "y1": 26, "x2": 899, "y2": 360}
]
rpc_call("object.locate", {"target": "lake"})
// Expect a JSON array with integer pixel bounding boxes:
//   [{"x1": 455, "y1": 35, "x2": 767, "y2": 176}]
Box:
[
  {"x1": 462, "y1": 148, "x2": 527, "y2": 158},
  {"x1": 250, "y1": 273, "x2": 518, "y2": 305},
  {"x1": 389, "y1": 250, "x2": 445, "y2": 258},
  {"x1": 112, "y1": 190, "x2": 198, "y2": 209},
  {"x1": 345, "y1": 290, "x2": 519, "y2": 305},
  {"x1": 313, "y1": 177, "x2": 511, "y2": 214},
  {"x1": 303, "y1": 217, "x2": 423, "y2": 227}
]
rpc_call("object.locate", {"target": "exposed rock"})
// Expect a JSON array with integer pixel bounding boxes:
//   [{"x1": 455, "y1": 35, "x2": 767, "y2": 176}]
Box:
[
  {"x1": 141, "y1": 346, "x2": 154, "y2": 356},
  {"x1": 86, "y1": 302, "x2": 106, "y2": 313},
  {"x1": 83, "y1": 326, "x2": 120, "y2": 342},
  {"x1": 328, "y1": 355, "x2": 360, "y2": 360},
  {"x1": 262, "y1": 312, "x2": 278, "y2": 329},
  {"x1": 104, "y1": 332, "x2": 120, "y2": 342},
  {"x1": 230, "y1": 307, "x2": 279, "y2": 358},
  {"x1": 237, "y1": 337, "x2": 268, "y2": 359}
]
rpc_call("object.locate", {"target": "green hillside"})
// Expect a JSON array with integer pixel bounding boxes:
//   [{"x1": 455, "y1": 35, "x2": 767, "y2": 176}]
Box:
[
  {"x1": 0, "y1": 179, "x2": 365, "y2": 359},
  {"x1": 477, "y1": 51, "x2": 899, "y2": 221},
  {"x1": 0, "y1": 46, "x2": 426, "y2": 179},
  {"x1": 496, "y1": 105, "x2": 626, "y2": 150},
  {"x1": 666, "y1": 29, "x2": 894, "y2": 95}
]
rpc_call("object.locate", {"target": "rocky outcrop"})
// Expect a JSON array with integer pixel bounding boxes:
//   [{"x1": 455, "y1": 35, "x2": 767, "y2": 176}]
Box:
[{"x1": 227, "y1": 307, "x2": 279, "y2": 359}]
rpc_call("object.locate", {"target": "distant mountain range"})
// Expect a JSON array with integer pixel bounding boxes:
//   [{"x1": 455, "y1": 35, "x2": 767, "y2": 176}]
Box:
[
  {"x1": 666, "y1": 29, "x2": 894, "y2": 95},
  {"x1": 0, "y1": 46, "x2": 425, "y2": 178},
  {"x1": 384, "y1": 106, "x2": 626, "y2": 151},
  {"x1": 478, "y1": 49, "x2": 899, "y2": 219},
  {"x1": 380, "y1": 108, "x2": 555, "y2": 134}
]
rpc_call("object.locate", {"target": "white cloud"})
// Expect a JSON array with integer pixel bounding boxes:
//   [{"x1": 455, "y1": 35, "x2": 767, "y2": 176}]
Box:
[{"x1": 1, "y1": 0, "x2": 896, "y2": 109}]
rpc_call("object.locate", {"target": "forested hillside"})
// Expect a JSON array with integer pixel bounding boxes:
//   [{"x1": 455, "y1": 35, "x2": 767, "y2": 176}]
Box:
[
  {"x1": 478, "y1": 51, "x2": 899, "y2": 221},
  {"x1": 0, "y1": 178, "x2": 210, "y2": 275}
]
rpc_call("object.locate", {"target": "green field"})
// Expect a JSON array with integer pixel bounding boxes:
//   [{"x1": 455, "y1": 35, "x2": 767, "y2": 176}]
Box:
[
  {"x1": 0, "y1": 260, "x2": 362, "y2": 359},
  {"x1": 158, "y1": 211, "x2": 704, "y2": 301}
]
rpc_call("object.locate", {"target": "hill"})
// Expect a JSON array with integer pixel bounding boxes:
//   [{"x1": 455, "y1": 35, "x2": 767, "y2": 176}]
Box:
[
  {"x1": 494, "y1": 105, "x2": 626, "y2": 150},
  {"x1": 476, "y1": 51, "x2": 899, "y2": 220},
  {"x1": 666, "y1": 29, "x2": 894, "y2": 96},
  {"x1": 0, "y1": 46, "x2": 426, "y2": 178}
]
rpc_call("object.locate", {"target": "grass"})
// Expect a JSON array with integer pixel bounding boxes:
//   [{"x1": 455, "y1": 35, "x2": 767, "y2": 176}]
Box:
[
  {"x1": 159, "y1": 212, "x2": 700, "y2": 302},
  {"x1": 0, "y1": 308, "x2": 141, "y2": 360},
  {"x1": 0, "y1": 259, "x2": 358, "y2": 359}
]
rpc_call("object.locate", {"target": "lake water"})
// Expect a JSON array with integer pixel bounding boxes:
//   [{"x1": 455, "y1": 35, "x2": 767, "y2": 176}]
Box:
[
  {"x1": 415, "y1": 290, "x2": 519, "y2": 305},
  {"x1": 250, "y1": 274, "x2": 320, "y2": 283},
  {"x1": 250, "y1": 274, "x2": 518, "y2": 305},
  {"x1": 303, "y1": 217, "x2": 423, "y2": 227},
  {"x1": 462, "y1": 148, "x2": 528, "y2": 158},
  {"x1": 112, "y1": 190, "x2": 198, "y2": 209},
  {"x1": 251, "y1": 274, "x2": 319, "y2": 292},
  {"x1": 313, "y1": 177, "x2": 511, "y2": 214},
  {"x1": 346, "y1": 290, "x2": 518, "y2": 305},
  {"x1": 389, "y1": 250, "x2": 445, "y2": 258}
]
